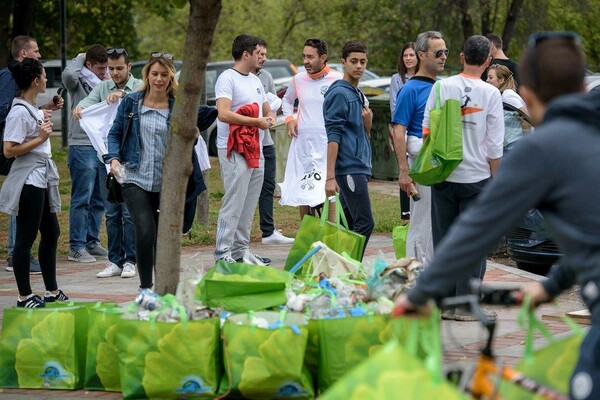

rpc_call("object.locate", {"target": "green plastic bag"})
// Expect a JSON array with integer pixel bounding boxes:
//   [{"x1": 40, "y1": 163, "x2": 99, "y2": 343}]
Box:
[
  {"x1": 220, "y1": 311, "x2": 314, "y2": 399},
  {"x1": 392, "y1": 224, "x2": 409, "y2": 259},
  {"x1": 409, "y1": 81, "x2": 463, "y2": 186},
  {"x1": 501, "y1": 298, "x2": 583, "y2": 399},
  {"x1": 320, "y1": 340, "x2": 468, "y2": 399},
  {"x1": 317, "y1": 314, "x2": 392, "y2": 392},
  {"x1": 116, "y1": 312, "x2": 221, "y2": 400},
  {"x1": 321, "y1": 309, "x2": 468, "y2": 399},
  {"x1": 84, "y1": 305, "x2": 123, "y2": 391},
  {"x1": 285, "y1": 195, "x2": 366, "y2": 273},
  {"x1": 196, "y1": 260, "x2": 293, "y2": 313},
  {"x1": 0, "y1": 305, "x2": 88, "y2": 390}
]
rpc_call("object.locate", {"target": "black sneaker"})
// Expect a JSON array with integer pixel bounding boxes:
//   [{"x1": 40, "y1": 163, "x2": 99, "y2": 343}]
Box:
[
  {"x1": 44, "y1": 289, "x2": 69, "y2": 303},
  {"x1": 17, "y1": 294, "x2": 45, "y2": 308}
]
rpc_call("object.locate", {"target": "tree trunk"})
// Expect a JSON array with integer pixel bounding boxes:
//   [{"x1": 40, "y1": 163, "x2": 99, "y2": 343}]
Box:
[
  {"x1": 456, "y1": 0, "x2": 475, "y2": 40},
  {"x1": 154, "y1": 0, "x2": 222, "y2": 295},
  {"x1": 0, "y1": 0, "x2": 13, "y2": 67},
  {"x1": 501, "y1": 0, "x2": 523, "y2": 51},
  {"x1": 479, "y1": 0, "x2": 492, "y2": 35},
  {"x1": 11, "y1": 0, "x2": 35, "y2": 37}
]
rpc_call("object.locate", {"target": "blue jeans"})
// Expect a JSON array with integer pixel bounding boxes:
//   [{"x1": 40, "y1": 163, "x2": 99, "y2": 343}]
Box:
[
  {"x1": 7, "y1": 214, "x2": 16, "y2": 255},
  {"x1": 105, "y1": 201, "x2": 136, "y2": 267},
  {"x1": 68, "y1": 146, "x2": 105, "y2": 251}
]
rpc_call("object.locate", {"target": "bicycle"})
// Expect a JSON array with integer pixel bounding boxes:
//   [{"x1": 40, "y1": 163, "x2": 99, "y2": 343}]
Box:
[
  {"x1": 394, "y1": 281, "x2": 569, "y2": 400},
  {"x1": 441, "y1": 281, "x2": 569, "y2": 400}
]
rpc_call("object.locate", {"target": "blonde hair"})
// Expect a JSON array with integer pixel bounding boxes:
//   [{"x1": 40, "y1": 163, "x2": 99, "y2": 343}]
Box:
[
  {"x1": 489, "y1": 64, "x2": 516, "y2": 92},
  {"x1": 139, "y1": 56, "x2": 178, "y2": 97}
]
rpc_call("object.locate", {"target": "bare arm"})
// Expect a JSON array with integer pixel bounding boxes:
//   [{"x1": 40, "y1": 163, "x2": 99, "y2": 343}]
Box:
[
  {"x1": 391, "y1": 123, "x2": 413, "y2": 193},
  {"x1": 325, "y1": 141, "x2": 340, "y2": 197},
  {"x1": 488, "y1": 157, "x2": 501, "y2": 178},
  {"x1": 216, "y1": 98, "x2": 273, "y2": 130},
  {"x1": 3, "y1": 121, "x2": 53, "y2": 158}
]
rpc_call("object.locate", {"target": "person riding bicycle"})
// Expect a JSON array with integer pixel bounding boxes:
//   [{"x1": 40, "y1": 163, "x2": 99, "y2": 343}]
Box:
[{"x1": 395, "y1": 32, "x2": 600, "y2": 400}]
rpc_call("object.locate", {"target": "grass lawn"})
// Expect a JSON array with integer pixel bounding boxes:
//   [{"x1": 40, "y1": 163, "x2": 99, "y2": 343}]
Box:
[{"x1": 0, "y1": 136, "x2": 400, "y2": 258}]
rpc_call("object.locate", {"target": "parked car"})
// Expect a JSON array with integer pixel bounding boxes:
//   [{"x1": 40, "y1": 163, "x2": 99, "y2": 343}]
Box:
[
  {"x1": 358, "y1": 77, "x2": 392, "y2": 97},
  {"x1": 506, "y1": 209, "x2": 560, "y2": 276}
]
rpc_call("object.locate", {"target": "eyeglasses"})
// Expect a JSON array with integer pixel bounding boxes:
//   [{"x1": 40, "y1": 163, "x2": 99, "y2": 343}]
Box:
[
  {"x1": 527, "y1": 31, "x2": 580, "y2": 90},
  {"x1": 107, "y1": 47, "x2": 128, "y2": 56},
  {"x1": 150, "y1": 52, "x2": 173, "y2": 60},
  {"x1": 429, "y1": 49, "x2": 449, "y2": 58}
]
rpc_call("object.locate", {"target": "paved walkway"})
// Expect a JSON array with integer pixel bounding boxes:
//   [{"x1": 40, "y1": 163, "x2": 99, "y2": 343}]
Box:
[{"x1": 0, "y1": 233, "x2": 585, "y2": 398}]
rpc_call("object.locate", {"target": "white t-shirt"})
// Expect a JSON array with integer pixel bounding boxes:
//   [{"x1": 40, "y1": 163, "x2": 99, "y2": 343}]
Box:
[
  {"x1": 214, "y1": 68, "x2": 267, "y2": 150},
  {"x1": 282, "y1": 69, "x2": 343, "y2": 136},
  {"x1": 501, "y1": 89, "x2": 526, "y2": 109},
  {"x1": 423, "y1": 73, "x2": 504, "y2": 183},
  {"x1": 4, "y1": 98, "x2": 50, "y2": 188}
]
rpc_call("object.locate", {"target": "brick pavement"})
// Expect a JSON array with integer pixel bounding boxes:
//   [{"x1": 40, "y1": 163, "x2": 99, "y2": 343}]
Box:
[{"x1": 0, "y1": 233, "x2": 586, "y2": 398}]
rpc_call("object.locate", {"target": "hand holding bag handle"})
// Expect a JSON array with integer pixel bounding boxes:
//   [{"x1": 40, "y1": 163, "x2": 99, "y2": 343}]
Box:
[{"x1": 106, "y1": 111, "x2": 133, "y2": 204}]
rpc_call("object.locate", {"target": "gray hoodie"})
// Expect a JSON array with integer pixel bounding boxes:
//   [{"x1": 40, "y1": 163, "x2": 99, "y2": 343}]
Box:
[
  {"x1": 407, "y1": 90, "x2": 600, "y2": 316},
  {"x1": 62, "y1": 56, "x2": 94, "y2": 146}
]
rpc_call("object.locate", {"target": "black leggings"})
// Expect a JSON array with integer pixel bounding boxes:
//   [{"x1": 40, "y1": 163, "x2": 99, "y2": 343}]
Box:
[
  {"x1": 14, "y1": 184, "x2": 60, "y2": 296},
  {"x1": 122, "y1": 184, "x2": 160, "y2": 289}
]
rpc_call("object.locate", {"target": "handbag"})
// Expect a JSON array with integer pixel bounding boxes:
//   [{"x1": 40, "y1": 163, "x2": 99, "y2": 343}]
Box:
[
  {"x1": 284, "y1": 195, "x2": 366, "y2": 273},
  {"x1": 409, "y1": 81, "x2": 463, "y2": 186},
  {"x1": 105, "y1": 112, "x2": 133, "y2": 204}
]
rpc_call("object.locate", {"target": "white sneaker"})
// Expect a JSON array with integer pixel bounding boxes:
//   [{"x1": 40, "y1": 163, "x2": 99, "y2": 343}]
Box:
[
  {"x1": 262, "y1": 229, "x2": 294, "y2": 245},
  {"x1": 121, "y1": 261, "x2": 135, "y2": 278},
  {"x1": 239, "y1": 250, "x2": 270, "y2": 266},
  {"x1": 121, "y1": 262, "x2": 136, "y2": 278},
  {"x1": 96, "y1": 262, "x2": 122, "y2": 278}
]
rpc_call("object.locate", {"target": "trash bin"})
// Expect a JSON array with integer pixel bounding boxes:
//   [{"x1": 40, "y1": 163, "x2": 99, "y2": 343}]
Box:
[
  {"x1": 369, "y1": 94, "x2": 398, "y2": 181},
  {"x1": 272, "y1": 122, "x2": 290, "y2": 197}
]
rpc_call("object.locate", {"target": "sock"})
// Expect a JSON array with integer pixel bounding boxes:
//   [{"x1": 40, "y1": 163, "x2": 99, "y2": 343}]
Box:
[{"x1": 18, "y1": 293, "x2": 35, "y2": 302}]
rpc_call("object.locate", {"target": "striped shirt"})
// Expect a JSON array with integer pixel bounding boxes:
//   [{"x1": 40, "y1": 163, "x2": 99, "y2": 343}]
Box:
[{"x1": 125, "y1": 106, "x2": 169, "y2": 192}]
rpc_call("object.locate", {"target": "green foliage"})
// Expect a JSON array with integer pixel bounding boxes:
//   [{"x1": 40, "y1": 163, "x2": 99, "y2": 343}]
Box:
[{"x1": 34, "y1": 0, "x2": 139, "y2": 60}]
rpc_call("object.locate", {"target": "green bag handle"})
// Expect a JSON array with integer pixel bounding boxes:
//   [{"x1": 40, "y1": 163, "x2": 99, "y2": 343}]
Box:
[
  {"x1": 435, "y1": 80, "x2": 441, "y2": 111},
  {"x1": 321, "y1": 194, "x2": 349, "y2": 229},
  {"x1": 396, "y1": 309, "x2": 443, "y2": 382},
  {"x1": 517, "y1": 295, "x2": 585, "y2": 364}
]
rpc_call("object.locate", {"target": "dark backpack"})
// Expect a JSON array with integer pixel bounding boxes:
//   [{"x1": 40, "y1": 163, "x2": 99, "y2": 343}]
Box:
[{"x1": 0, "y1": 103, "x2": 43, "y2": 175}]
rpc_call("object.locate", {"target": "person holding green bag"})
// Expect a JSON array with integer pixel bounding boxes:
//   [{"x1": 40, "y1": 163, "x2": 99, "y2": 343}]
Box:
[
  {"x1": 391, "y1": 31, "x2": 447, "y2": 264},
  {"x1": 323, "y1": 40, "x2": 374, "y2": 252},
  {"x1": 394, "y1": 32, "x2": 600, "y2": 400},
  {"x1": 424, "y1": 35, "x2": 504, "y2": 321}
]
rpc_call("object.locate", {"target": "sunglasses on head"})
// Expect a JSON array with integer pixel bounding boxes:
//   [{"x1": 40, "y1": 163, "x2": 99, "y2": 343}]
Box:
[
  {"x1": 430, "y1": 49, "x2": 449, "y2": 58},
  {"x1": 527, "y1": 31, "x2": 580, "y2": 90},
  {"x1": 107, "y1": 47, "x2": 128, "y2": 56},
  {"x1": 151, "y1": 52, "x2": 173, "y2": 60}
]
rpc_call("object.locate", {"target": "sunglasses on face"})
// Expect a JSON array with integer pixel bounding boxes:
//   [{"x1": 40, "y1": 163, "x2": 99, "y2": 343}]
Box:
[
  {"x1": 107, "y1": 47, "x2": 128, "y2": 56},
  {"x1": 527, "y1": 31, "x2": 580, "y2": 90},
  {"x1": 151, "y1": 52, "x2": 173, "y2": 60},
  {"x1": 429, "y1": 49, "x2": 449, "y2": 58}
]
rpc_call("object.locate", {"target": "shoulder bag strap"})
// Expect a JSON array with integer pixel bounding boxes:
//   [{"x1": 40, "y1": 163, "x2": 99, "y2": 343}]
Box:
[
  {"x1": 12, "y1": 103, "x2": 43, "y2": 125},
  {"x1": 120, "y1": 112, "x2": 134, "y2": 152}
]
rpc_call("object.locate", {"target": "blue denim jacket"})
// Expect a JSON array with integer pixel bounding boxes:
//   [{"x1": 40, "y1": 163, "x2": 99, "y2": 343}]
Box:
[{"x1": 103, "y1": 91, "x2": 175, "y2": 169}]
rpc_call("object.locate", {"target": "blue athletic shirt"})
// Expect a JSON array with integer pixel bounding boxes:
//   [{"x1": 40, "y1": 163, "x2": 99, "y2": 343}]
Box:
[{"x1": 391, "y1": 76, "x2": 436, "y2": 138}]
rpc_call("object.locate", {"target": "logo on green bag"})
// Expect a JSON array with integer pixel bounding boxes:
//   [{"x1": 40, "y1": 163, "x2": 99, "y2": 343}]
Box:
[
  {"x1": 175, "y1": 376, "x2": 212, "y2": 395},
  {"x1": 40, "y1": 362, "x2": 70, "y2": 387},
  {"x1": 274, "y1": 382, "x2": 308, "y2": 397}
]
